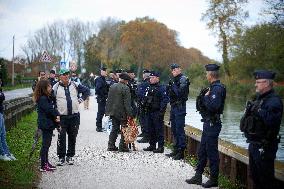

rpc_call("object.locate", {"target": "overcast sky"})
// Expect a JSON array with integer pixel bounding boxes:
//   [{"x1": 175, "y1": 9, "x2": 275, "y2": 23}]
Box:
[{"x1": 0, "y1": 0, "x2": 265, "y2": 61}]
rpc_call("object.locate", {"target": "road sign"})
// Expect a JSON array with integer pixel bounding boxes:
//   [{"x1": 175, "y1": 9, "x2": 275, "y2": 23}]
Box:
[
  {"x1": 70, "y1": 61, "x2": 77, "y2": 71},
  {"x1": 39, "y1": 50, "x2": 52, "y2": 63}
]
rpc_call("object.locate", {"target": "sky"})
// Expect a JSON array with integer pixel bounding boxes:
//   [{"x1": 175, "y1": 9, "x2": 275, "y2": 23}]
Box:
[{"x1": 0, "y1": 0, "x2": 266, "y2": 62}]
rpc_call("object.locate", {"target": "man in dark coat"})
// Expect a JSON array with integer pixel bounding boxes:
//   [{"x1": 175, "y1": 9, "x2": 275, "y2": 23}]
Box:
[
  {"x1": 186, "y1": 64, "x2": 226, "y2": 188},
  {"x1": 105, "y1": 73, "x2": 134, "y2": 152},
  {"x1": 241, "y1": 70, "x2": 283, "y2": 189},
  {"x1": 94, "y1": 67, "x2": 109, "y2": 132}
]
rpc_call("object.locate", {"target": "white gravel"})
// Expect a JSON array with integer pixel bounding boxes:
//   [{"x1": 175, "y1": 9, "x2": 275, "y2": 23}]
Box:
[{"x1": 38, "y1": 96, "x2": 213, "y2": 189}]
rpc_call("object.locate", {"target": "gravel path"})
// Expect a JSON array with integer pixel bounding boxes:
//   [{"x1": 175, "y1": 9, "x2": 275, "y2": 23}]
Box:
[{"x1": 38, "y1": 96, "x2": 213, "y2": 189}]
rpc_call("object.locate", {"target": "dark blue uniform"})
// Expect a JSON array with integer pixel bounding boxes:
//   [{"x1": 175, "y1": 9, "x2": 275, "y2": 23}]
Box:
[
  {"x1": 246, "y1": 89, "x2": 283, "y2": 189},
  {"x1": 239, "y1": 70, "x2": 283, "y2": 189},
  {"x1": 146, "y1": 83, "x2": 169, "y2": 149},
  {"x1": 128, "y1": 79, "x2": 138, "y2": 117},
  {"x1": 48, "y1": 78, "x2": 57, "y2": 87},
  {"x1": 169, "y1": 73, "x2": 190, "y2": 153},
  {"x1": 95, "y1": 75, "x2": 109, "y2": 131},
  {"x1": 137, "y1": 78, "x2": 150, "y2": 138},
  {"x1": 196, "y1": 80, "x2": 226, "y2": 179}
]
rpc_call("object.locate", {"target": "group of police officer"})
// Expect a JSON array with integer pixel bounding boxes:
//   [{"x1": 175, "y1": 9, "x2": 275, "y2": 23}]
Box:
[{"x1": 94, "y1": 63, "x2": 283, "y2": 189}]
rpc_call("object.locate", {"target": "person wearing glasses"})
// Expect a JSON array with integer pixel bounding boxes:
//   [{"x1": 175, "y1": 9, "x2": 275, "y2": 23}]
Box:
[
  {"x1": 32, "y1": 71, "x2": 46, "y2": 91},
  {"x1": 240, "y1": 70, "x2": 283, "y2": 189}
]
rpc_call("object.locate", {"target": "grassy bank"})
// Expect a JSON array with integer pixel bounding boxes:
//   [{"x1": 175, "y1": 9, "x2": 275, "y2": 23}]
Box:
[
  {"x1": 0, "y1": 112, "x2": 40, "y2": 189},
  {"x1": 2, "y1": 84, "x2": 32, "y2": 91}
]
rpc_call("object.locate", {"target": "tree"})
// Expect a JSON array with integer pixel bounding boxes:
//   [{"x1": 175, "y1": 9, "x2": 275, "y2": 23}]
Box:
[
  {"x1": 0, "y1": 58, "x2": 8, "y2": 86},
  {"x1": 120, "y1": 17, "x2": 179, "y2": 79},
  {"x1": 263, "y1": 0, "x2": 284, "y2": 27},
  {"x1": 22, "y1": 19, "x2": 96, "y2": 72},
  {"x1": 202, "y1": 0, "x2": 248, "y2": 77},
  {"x1": 230, "y1": 23, "x2": 284, "y2": 80}
]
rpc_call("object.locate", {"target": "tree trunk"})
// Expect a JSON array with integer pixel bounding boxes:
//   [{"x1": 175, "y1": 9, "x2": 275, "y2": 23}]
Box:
[{"x1": 220, "y1": 26, "x2": 231, "y2": 77}]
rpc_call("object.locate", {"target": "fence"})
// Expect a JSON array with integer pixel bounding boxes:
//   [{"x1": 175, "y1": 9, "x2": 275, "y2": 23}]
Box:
[{"x1": 3, "y1": 96, "x2": 35, "y2": 131}]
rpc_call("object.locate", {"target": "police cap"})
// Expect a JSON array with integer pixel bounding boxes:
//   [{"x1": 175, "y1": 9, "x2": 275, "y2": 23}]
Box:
[
  {"x1": 119, "y1": 73, "x2": 131, "y2": 81},
  {"x1": 115, "y1": 69, "x2": 123, "y2": 73},
  {"x1": 150, "y1": 71, "x2": 160, "y2": 77},
  {"x1": 100, "y1": 67, "x2": 107, "y2": 71},
  {"x1": 143, "y1": 69, "x2": 150, "y2": 74},
  {"x1": 205, "y1": 64, "x2": 220, "y2": 71},
  {"x1": 253, "y1": 70, "x2": 276, "y2": 80},
  {"x1": 170, "y1": 63, "x2": 180, "y2": 70}
]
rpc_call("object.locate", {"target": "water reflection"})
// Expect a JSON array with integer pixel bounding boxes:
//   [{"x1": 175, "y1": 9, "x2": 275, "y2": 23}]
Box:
[{"x1": 185, "y1": 96, "x2": 284, "y2": 162}]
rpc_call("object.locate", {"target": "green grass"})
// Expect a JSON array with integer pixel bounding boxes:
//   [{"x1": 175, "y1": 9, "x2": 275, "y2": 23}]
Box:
[{"x1": 0, "y1": 111, "x2": 40, "y2": 189}]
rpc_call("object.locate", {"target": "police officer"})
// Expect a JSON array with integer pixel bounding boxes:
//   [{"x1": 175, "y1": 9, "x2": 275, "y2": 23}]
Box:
[
  {"x1": 94, "y1": 67, "x2": 109, "y2": 132},
  {"x1": 126, "y1": 69, "x2": 138, "y2": 117},
  {"x1": 137, "y1": 69, "x2": 151, "y2": 142},
  {"x1": 166, "y1": 63, "x2": 190, "y2": 160},
  {"x1": 240, "y1": 70, "x2": 283, "y2": 189},
  {"x1": 48, "y1": 70, "x2": 57, "y2": 87},
  {"x1": 143, "y1": 71, "x2": 169, "y2": 153},
  {"x1": 186, "y1": 64, "x2": 226, "y2": 188}
]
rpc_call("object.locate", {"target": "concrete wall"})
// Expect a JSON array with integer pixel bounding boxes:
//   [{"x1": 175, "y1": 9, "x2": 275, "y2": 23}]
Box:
[{"x1": 164, "y1": 122, "x2": 284, "y2": 189}]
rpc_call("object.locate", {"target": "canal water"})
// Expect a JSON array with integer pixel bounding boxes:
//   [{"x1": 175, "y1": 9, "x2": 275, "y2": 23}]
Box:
[{"x1": 185, "y1": 96, "x2": 284, "y2": 162}]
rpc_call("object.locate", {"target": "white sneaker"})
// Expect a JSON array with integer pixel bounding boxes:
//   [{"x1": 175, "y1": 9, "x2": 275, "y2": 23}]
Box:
[
  {"x1": 8, "y1": 154, "x2": 17, "y2": 161},
  {"x1": 0, "y1": 154, "x2": 12, "y2": 161}
]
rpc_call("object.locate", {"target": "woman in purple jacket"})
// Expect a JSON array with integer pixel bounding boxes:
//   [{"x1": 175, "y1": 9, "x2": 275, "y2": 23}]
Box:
[{"x1": 33, "y1": 80, "x2": 60, "y2": 172}]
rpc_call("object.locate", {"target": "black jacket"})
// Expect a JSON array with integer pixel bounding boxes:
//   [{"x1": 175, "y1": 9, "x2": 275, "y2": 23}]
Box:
[
  {"x1": 0, "y1": 91, "x2": 4, "y2": 114},
  {"x1": 37, "y1": 95, "x2": 59, "y2": 130}
]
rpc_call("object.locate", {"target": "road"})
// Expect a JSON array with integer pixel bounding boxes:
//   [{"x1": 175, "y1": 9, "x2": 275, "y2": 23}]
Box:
[
  {"x1": 3, "y1": 88, "x2": 32, "y2": 101},
  {"x1": 38, "y1": 96, "x2": 213, "y2": 189}
]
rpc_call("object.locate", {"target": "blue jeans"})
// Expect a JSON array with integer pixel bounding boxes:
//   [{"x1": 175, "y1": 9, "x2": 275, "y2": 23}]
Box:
[{"x1": 0, "y1": 113, "x2": 11, "y2": 155}]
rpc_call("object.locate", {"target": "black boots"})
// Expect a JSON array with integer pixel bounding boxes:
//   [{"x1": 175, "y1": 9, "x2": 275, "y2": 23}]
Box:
[
  {"x1": 202, "y1": 176, "x2": 218, "y2": 188},
  {"x1": 96, "y1": 127, "x2": 103, "y2": 132},
  {"x1": 107, "y1": 146, "x2": 118, "y2": 151},
  {"x1": 185, "y1": 173, "x2": 202, "y2": 185},
  {"x1": 173, "y1": 149, "x2": 184, "y2": 160},
  {"x1": 137, "y1": 137, "x2": 149, "y2": 143},
  {"x1": 186, "y1": 173, "x2": 218, "y2": 188},
  {"x1": 153, "y1": 147, "x2": 164, "y2": 153},
  {"x1": 143, "y1": 146, "x2": 156, "y2": 151}
]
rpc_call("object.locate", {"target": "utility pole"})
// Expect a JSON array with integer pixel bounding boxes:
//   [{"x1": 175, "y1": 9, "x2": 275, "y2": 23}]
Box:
[{"x1": 12, "y1": 35, "x2": 15, "y2": 86}]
